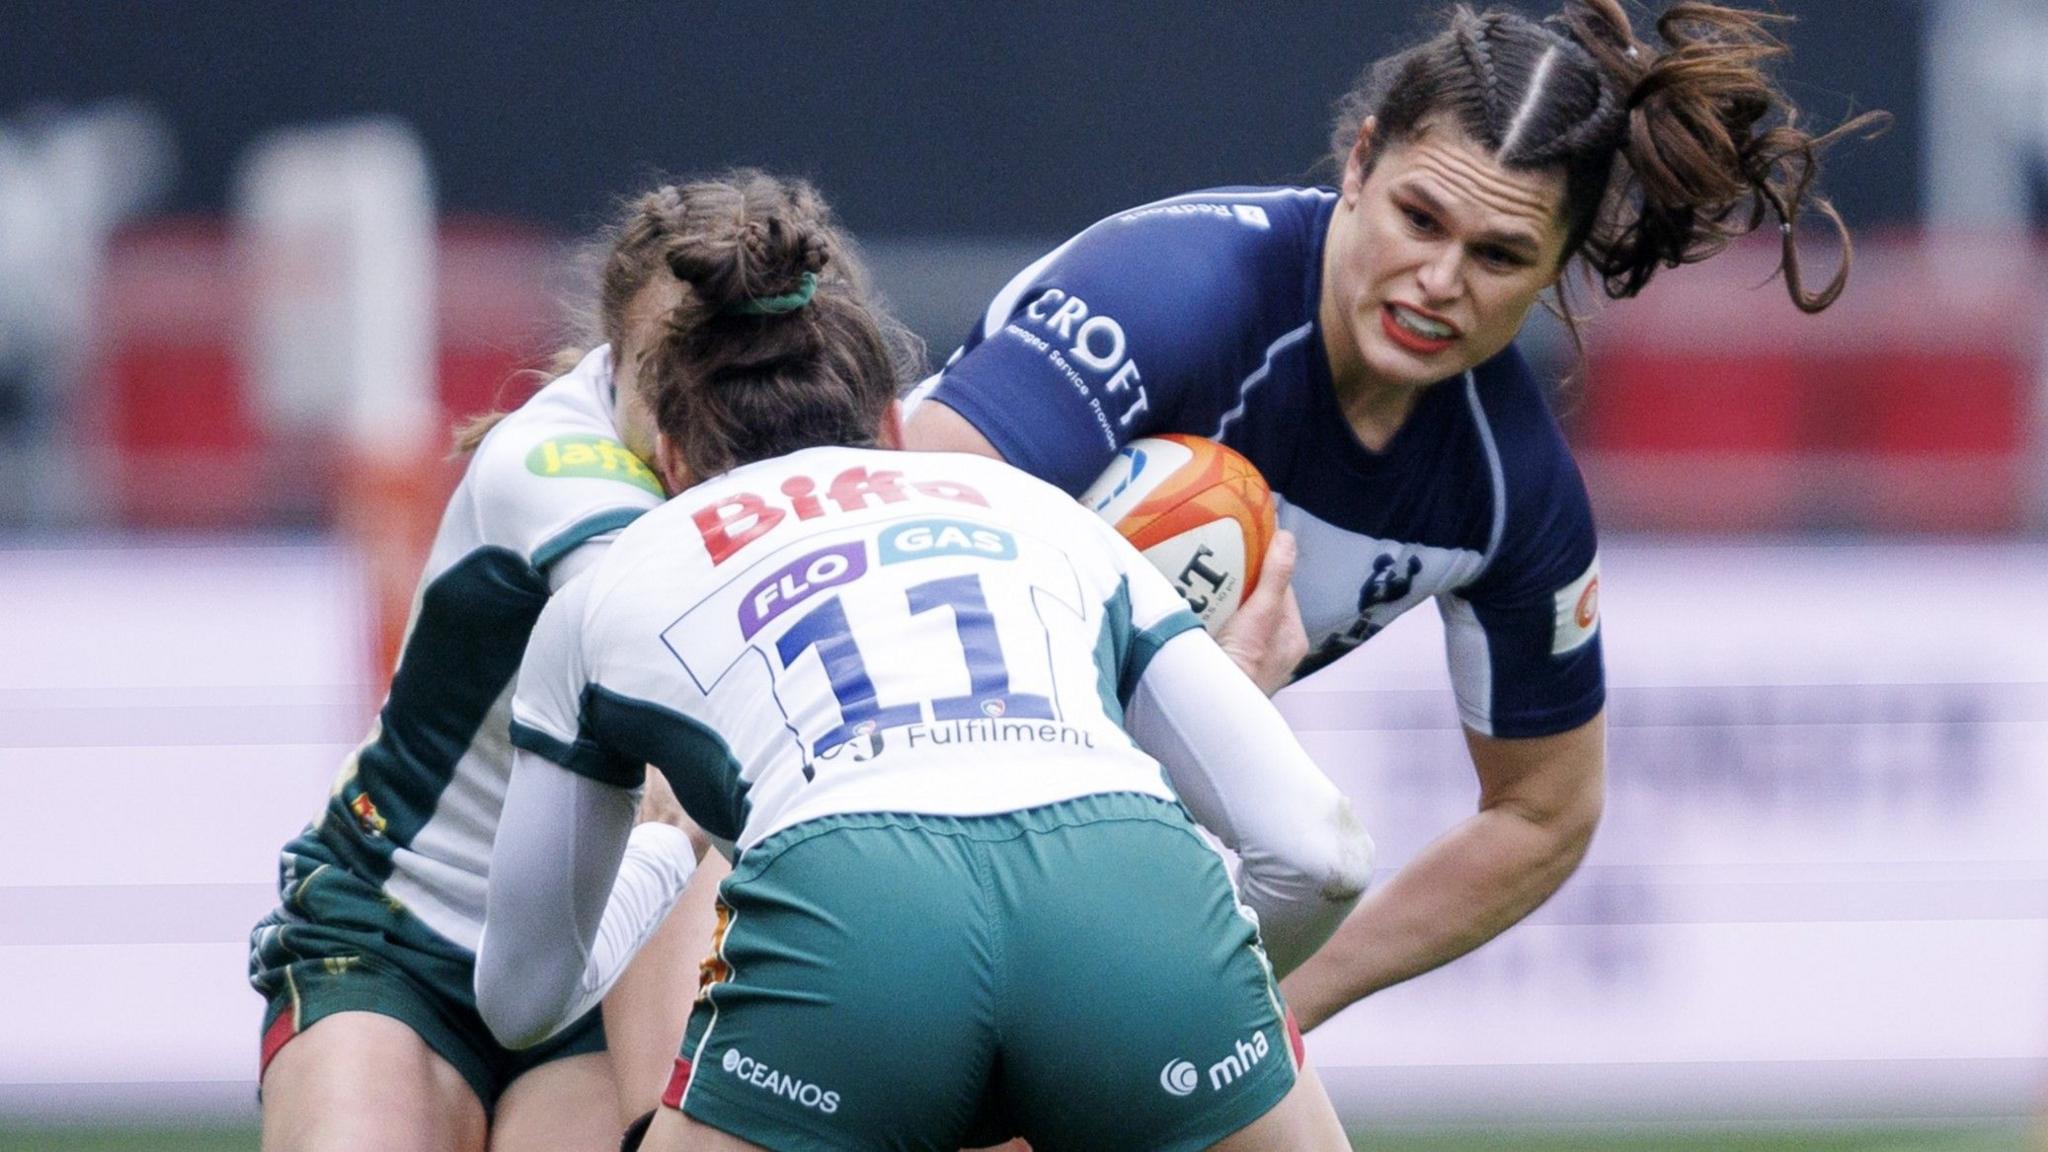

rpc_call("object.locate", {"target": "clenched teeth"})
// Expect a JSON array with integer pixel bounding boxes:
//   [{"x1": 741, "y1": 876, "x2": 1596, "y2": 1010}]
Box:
[{"x1": 1391, "y1": 305, "x2": 1453, "y2": 340}]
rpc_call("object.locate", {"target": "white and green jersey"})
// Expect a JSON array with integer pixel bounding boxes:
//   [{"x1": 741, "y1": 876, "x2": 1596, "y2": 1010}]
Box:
[
  {"x1": 509, "y1": 446, "x2": 1204, "y2": 855},
  {"x1": 297, "y1": 346, "x2": 662, "y2": 953}
]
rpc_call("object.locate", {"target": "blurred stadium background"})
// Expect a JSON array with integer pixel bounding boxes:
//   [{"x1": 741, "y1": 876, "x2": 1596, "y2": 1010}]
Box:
[{"x1": 1, "y1": 1, "x2": 2043, "y2": 1148}]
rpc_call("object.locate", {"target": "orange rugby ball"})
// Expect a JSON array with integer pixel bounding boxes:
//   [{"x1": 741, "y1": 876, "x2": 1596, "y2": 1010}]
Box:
[{"x1": 1080, "y1": 435, "x2": 1277, "y2": 633}]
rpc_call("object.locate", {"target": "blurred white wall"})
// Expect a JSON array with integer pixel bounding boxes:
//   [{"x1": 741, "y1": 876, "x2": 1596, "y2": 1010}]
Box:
[{"x1": 1, "y1": 536, "x2": 2042, "y2": 1126}]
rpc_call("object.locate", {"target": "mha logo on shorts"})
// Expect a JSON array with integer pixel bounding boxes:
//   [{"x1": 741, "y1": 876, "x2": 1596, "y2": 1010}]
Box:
[
  {"x1": 1160, "y1": 1028, "x2": 1271, "y2": 1096},
  {"x1": 720, "y1": 1047, "x2": 841, "y2": 1114}
]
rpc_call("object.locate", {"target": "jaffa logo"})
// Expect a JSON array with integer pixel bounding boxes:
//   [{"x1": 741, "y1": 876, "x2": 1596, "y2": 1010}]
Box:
[{"x1": 1159, "y1": 1059, "x2": 1198, "y2": 1097}]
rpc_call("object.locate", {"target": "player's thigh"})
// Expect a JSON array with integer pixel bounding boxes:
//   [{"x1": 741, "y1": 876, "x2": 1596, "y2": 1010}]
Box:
[
  {"x1": 489, "y1": 1051, "x2": 623, "y2": 1152},
  {"x1": 260, "y1": 1010, "x2": 486, "y2": 1152},
  {"x1": 993, "y1": 796, "x2": 1298, "y2": 1152},
  {"x1": 607, "y1": 850, "x2": 733, "y2": 1118},
  {"x1": 1203, "y1": 1063, "x2": 1348, "y2": 1152},
  {"x1": 640, "y1": 1103, "x2": 773, "y2": 1152},
  {"x1": 671, "y1": 817, "x2": 994, "y2": 1150}
]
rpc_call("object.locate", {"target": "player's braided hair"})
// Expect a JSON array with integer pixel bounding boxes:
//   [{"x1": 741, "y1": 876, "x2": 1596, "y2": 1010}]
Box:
[
  {"x1": 1329, "y1": 0, "x2": 1888, "y2": 317},
  {"x1": 644, "y1": 169, "x2": 921, "y2": 480}
]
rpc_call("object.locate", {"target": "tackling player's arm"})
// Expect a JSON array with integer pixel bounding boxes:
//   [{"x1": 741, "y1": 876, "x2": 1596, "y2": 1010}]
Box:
[
  {"x1": 1280, "y1": 712, "x2": 1603, "y2": 1029},
  {"x1": 474, "y1": 577, "x2": 700, "y2": 1050},
  {"x1": 1125, "y1": 630, "x2": 1377, "y2": 974},
  {"x1": 1105, "y1": 522, "x2": 1373, "y2": 974}
]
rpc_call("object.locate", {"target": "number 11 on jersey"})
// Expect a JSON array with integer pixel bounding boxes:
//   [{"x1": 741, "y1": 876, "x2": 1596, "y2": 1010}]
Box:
[{"x1": 775, "y1": 572, "x2": 1055, "y2": 764}]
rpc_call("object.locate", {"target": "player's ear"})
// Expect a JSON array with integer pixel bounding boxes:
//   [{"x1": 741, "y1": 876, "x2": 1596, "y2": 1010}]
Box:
[
  {"x1": 1343, "y1": 115, "x2": 1378, "y2": 202},
  {"x1": 653, "y1": 431, "x2": 691, "y2": 495},
  {"x1": 876, "y1": 400, "x2": 906, "y2": 451}
]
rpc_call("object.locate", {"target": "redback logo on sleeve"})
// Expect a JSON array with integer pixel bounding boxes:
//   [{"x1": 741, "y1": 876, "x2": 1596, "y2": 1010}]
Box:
[{"x1": 1551, "y1": 556, "x2": 1601, "y2": 655}]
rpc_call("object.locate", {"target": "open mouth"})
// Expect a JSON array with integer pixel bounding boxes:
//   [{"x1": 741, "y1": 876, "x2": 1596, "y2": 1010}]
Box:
[{"x1": 1380, "y1": 302, "x2": 1458, "y2": 355}]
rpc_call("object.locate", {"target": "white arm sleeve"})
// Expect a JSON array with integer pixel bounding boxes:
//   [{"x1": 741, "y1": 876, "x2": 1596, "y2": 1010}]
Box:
[
  {"x1": 1124, "y1": 630, "x2": 1375, "y2": 976},
  {"x1": 475, "y1": 749, "x2": 699, "y2": 1050}
]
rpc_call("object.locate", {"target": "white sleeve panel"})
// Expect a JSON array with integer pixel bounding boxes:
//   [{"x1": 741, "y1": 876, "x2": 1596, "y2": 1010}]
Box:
[
  {"x1": 545, "y1": 530, "x2": 622, "y2": 592},
  {"x1": 475, "y1": 751, "x2": 698, "y2": 1049},
  {"x1": 508, "y1": 570, "x2": 596, "y2": 749},
  {"x1": 1123, "y1": 631, "x2": 1374, "y2": 976},
  {"x1": 1438, "y1": 593, "x2": 1495, "y2": 737}
]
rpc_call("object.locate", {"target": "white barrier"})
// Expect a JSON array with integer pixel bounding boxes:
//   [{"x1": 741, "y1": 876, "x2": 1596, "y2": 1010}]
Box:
[{"x1": 0, "y1": 538, "x2": 2042, "y2": 1123}]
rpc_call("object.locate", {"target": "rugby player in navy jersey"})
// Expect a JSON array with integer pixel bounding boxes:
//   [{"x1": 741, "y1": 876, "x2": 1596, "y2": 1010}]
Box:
[{"x1": 907, "y1": 0, "x2": 1883, "y2": 1033}]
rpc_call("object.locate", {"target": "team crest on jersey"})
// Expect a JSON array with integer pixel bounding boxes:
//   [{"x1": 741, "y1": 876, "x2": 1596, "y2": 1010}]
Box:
[
  {"x1": 525, "y1": 436, "x2": 662, "y2": 496},
  {"x1": 348, "y1": 791, "x2": 388, "y2": 836},
  {"x1": 817, "y1": 720, "x2": 886, "y2": 767},
  {"x1": 1297, "y1": 551, "x2": 1425, "y2": 676}
]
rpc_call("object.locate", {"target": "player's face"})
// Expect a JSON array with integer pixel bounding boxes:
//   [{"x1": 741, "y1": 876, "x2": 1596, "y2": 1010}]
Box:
[
  {"x1": 1325, "y1": 119, "x2": 1568, "y2": 396},
  {"x1": 611, "y1": 275, "x2": 686, "y2": 470}
]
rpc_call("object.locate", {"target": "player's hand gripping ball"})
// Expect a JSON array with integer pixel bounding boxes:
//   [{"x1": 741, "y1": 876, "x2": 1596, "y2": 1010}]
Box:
[{"x1": 1081, "y1": 435, "x2": 1277, "y2": 633}]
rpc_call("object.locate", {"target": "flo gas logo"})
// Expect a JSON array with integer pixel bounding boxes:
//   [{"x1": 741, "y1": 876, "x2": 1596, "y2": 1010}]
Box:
[{"x1": 1159, "y1": 1060, "x2": 1199, "y2": 1097}]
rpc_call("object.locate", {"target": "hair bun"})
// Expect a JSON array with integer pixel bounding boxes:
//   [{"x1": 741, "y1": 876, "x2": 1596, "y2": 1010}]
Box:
[{"x1": 663, "y1": 172, "x2": 834, "y2": 318}]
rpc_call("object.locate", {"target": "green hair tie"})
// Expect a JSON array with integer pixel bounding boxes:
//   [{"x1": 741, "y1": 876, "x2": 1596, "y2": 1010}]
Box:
[{"x1": 727, "y1": 271, "x2": 817, "y2": 316}]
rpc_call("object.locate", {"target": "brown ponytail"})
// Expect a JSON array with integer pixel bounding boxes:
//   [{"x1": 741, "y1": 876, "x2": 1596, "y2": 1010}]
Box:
[
  {"x1": 1331, "y1": 0, "x2": 1888, "y2": 316},
  {"x1": 645, "y1": 171, "x2": 920, "y2": 480},
  {"x1": 1562, "y1": 0, "x2": 1888, "y2": 311}
]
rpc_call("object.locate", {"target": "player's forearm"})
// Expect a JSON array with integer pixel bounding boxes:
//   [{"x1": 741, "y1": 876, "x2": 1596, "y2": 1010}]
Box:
[
  {"x1": 478, "y1": 756, "x2": 697, "y2": 1049},
  {"x1": 1279, "y1": 800, "x2": 1592, "y2": 1031},
  {"x1": 1126, "y1": 632, "x2": 1375, "y2": 973}
]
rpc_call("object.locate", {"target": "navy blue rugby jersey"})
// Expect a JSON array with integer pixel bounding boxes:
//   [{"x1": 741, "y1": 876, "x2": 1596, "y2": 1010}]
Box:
[{"x1": 907, "y1": 186, "x2": 1604, "y2": 739}]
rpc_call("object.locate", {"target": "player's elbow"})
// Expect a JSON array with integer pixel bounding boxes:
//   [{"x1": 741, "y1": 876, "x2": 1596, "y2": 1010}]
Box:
[
  {"x1": 1274, "y1": 794, "x2": 1375, "y2": 906},
  {"x1": 1513, "y1": 778, "x2": 1602, "y2": 876},
  {"x1": 1551, "y1": 786, "x2": 1601, "y2": 869},
  {"x1": 474, "y1": 941, "x2": 570, "y2": 1051}
]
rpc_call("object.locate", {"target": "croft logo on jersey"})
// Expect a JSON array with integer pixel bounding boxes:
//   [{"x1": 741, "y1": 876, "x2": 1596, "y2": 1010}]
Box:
[
  {"x1": 1551, "y1": 555, "x2": 1601, "y2": 655},
  {"x1": 1019, "y1": 289, "x2": 1151, "y2": 430},
  {"x1": 693, "y1": 468, "x2": 989, "y2": 565},
  {"x1": 1206, "y1": 1028, "x2": 1270, "y2": 1091},
  {"x1": 719, "y1": 1048, "x2": 840, "y2": 1114},
  {"x1": 1159, "y1": 1060, "x2": 1199, "y2": 1097},
  {"x1": 737, "y1": 542, "x2": 867, "y2": 639},
  {"x1": 525, "y1": 436, "x2": 662, "y2": 496},
  {"x1": 878, "y1": 519, "x2": 1016, "y2": 565}
]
